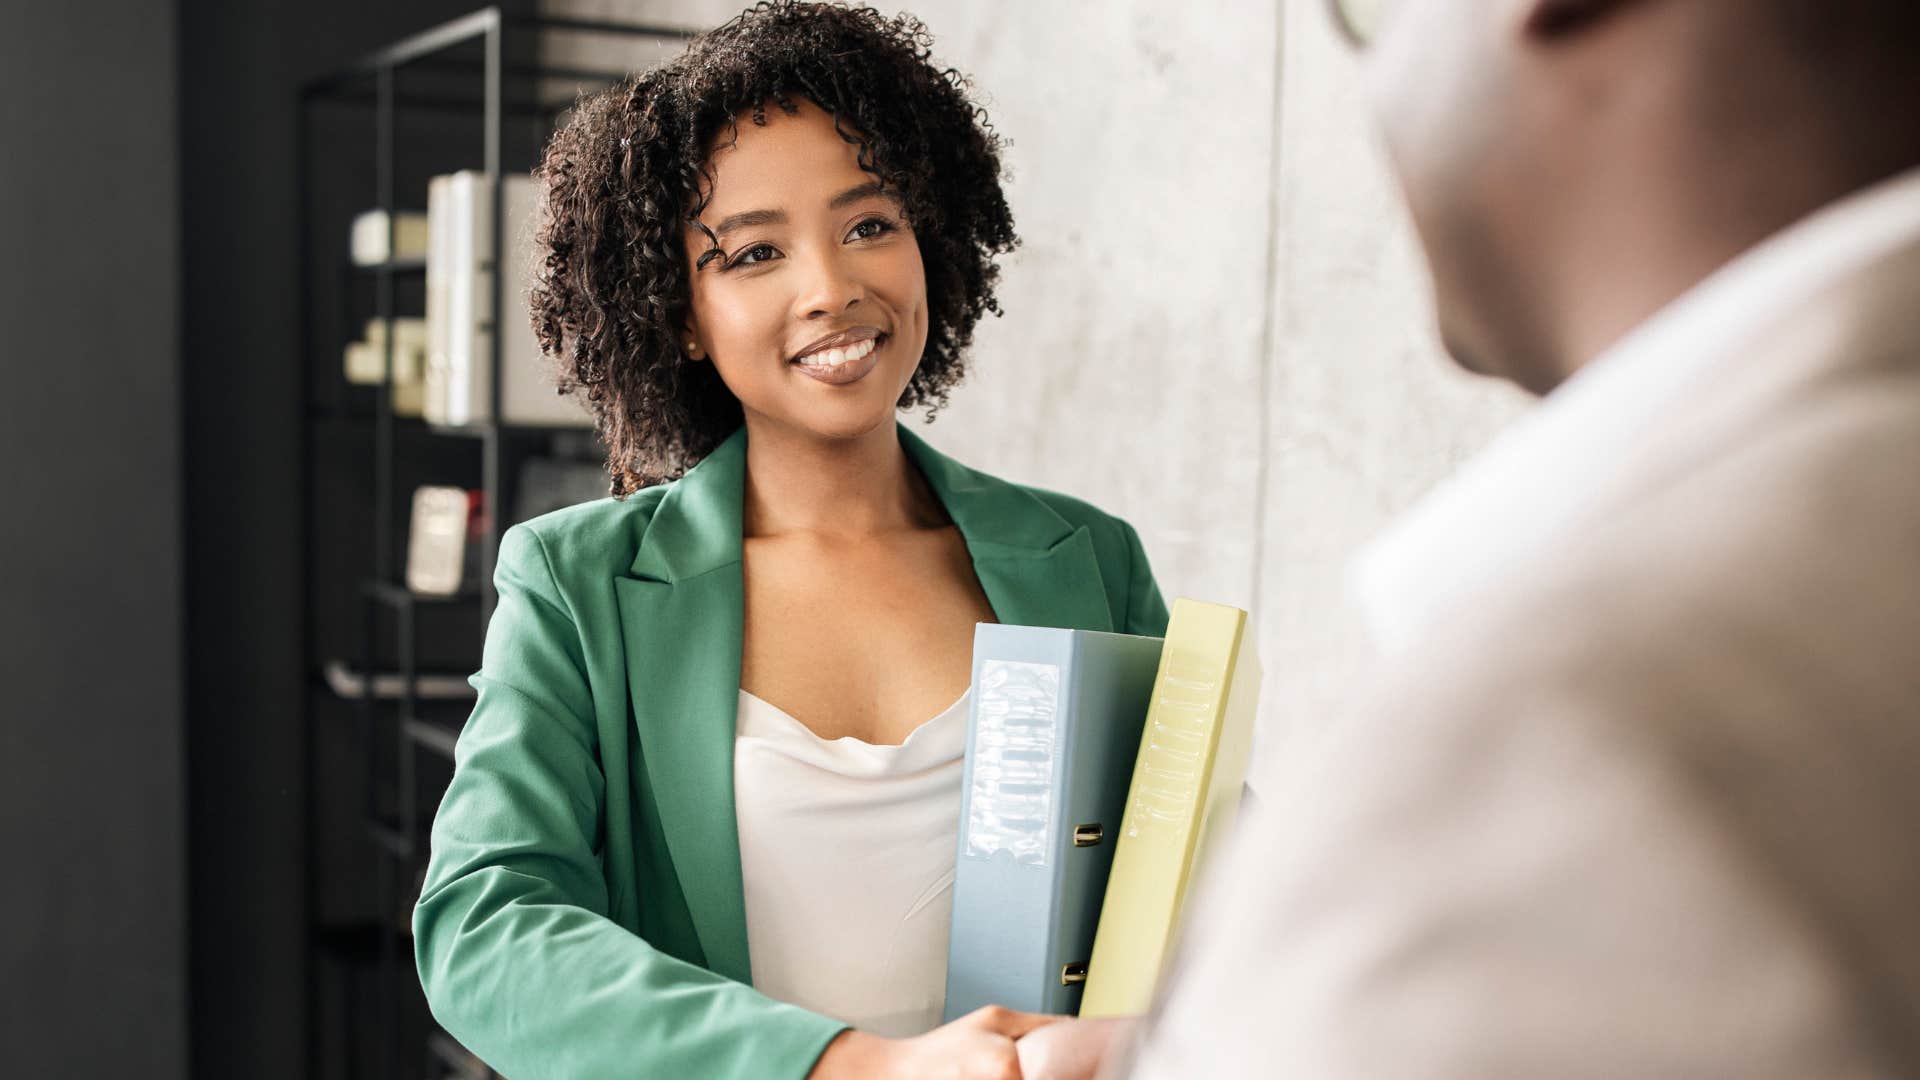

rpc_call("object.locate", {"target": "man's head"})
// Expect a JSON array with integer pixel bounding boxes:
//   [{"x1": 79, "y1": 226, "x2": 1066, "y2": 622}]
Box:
[{"x1": 1348, "y1": 0, "x2": 1920, "y2": 393}]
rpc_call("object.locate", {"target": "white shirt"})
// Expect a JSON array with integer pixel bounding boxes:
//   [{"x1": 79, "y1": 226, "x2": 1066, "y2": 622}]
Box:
[
  {"x1": 732, "y1": 688, "x2": 970, "y2": 1038},
  {"x1": 1353, "y1": 166, "x2": 1920, "y2": 655},
  {"x1": 1129, "y1": 168, "x2": 1920, "y2": 1080}
]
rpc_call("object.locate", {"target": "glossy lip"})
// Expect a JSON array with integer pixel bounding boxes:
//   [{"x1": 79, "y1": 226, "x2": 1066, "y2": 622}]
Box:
[
  {"x1": 791, "y1": 333, "x2": 886, "y2": 386},
  {"x1": 789, "y1": 324, "x2": 883, "y2": 363}
]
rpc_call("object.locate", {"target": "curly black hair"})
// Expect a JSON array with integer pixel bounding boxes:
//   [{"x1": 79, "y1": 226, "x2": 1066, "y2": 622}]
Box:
[{"x1": 530, "y1": 1, "x2": 1018, "y2": 497}]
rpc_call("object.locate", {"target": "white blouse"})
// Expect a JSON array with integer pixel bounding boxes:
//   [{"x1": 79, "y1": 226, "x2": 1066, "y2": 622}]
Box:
[{"x1": 732, "y1": 687, "x2": 970, "y2": 1038}]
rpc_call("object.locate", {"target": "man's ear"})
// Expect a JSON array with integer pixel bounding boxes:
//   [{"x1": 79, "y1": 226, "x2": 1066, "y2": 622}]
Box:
[{"x1": 1523, "y1": 0, "x2": 1645, "y2": 40}]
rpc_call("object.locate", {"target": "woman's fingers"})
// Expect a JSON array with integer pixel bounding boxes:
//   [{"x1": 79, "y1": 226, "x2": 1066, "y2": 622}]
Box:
[{"x1": 962, "y1": 1004, "x2": 1066, "y2": 1041}]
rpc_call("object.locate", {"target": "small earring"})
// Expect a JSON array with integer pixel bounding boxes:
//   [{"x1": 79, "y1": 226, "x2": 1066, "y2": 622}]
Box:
[{"x1": 685, "y1": 340, "x2": 701, "y2": 359}]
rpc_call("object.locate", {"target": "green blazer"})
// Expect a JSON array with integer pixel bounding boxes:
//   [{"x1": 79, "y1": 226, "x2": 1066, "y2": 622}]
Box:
[{"x1": 414, "y1": 422, "x2": 1170, "y2": 1080}]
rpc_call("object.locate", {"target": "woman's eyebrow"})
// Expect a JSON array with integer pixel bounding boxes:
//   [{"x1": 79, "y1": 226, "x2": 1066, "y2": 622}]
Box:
[
  {"x1": 828, "y1": 181, "x2": 888, "y2": 209},
  {"x1": 709, "y1": 183, "x2": 889, "y2": 237},
  {"x1": 712, "y1": 208, "x2": 785, "y2": 238}
]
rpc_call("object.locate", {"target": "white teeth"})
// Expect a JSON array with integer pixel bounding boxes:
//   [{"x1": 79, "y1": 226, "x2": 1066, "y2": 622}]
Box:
[{"x1": 797, "y1": 337, "x2": 878, "y2": 366}]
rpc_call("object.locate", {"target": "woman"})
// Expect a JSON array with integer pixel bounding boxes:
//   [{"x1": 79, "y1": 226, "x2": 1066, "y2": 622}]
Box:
[{"x1": 413, "y1": 5, "x2": 1168, "y2": 1078}]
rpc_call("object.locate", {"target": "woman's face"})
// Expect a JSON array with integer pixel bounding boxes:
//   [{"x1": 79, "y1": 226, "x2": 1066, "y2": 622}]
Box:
[{"x1": 682, "y1": 98, "x2": 930, "y2": 444}]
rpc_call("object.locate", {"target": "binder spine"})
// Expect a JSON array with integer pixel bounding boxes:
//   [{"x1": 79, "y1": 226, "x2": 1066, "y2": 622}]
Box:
[
  {"x1": 945, "y1": 628, "x2": 1073, "y2": 1019},
  {"x1": 1042, "y1": 633, "x2": 1158, "y2": 1016},
  {"x1": 1081, "y1": 602, "x2": 1248, "y2": 1018}
]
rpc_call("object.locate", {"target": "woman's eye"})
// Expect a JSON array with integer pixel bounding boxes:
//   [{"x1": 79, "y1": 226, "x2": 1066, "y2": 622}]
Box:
[
  {"x1": 728, "y1": 243, "x2": 779, "y2": 269},
  {"x1": 849, "y1": 218, "x2": 892, "y2": 241}
]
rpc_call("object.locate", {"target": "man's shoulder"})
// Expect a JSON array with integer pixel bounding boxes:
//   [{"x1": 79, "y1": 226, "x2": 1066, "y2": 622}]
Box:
[
  {"x1": 1406, "y1": 380, "x2": 1920, "y2": 721},
  {"x1": 1483, "y1": 334, "x2": 1916, "y2": 670},
  {"x1": 1354, "y1": 380, "x2": 1920, "y2": 926}
]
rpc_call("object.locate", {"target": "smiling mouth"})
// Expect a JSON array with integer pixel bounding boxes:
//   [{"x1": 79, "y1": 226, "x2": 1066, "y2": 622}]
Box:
[{"x1": 791, "y1": 334, "x2": 883, "y2": 368}]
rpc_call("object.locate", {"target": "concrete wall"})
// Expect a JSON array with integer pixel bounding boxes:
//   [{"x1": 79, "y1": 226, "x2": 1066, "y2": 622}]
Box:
[
  {"x1": 541, "y1": 0, "x2": 1528, "y2": 772},
  {"x1": 1260, "y1": 3, "x2": 1528, "y2": 756}
]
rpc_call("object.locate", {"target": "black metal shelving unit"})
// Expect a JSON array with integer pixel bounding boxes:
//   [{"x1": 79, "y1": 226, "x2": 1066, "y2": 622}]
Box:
[{"x1": 296, "y1": 10, "x2": 695, "y2": 1077}]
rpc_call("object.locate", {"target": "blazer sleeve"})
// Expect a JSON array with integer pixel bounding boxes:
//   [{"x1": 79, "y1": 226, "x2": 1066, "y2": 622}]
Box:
[
  {"x1": 1120, "y1": 520, "x2": 1172, "y2": 638},
  {"x1": 413, "y1": 526, "x2": 848, "y2": 1080}
]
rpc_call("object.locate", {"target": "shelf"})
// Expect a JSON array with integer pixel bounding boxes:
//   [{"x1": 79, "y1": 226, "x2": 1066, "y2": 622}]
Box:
[
  {"x1": 363, "y1": 578, "x2": 482, "y2": 607},
  {"x1": 302, "y1": 9, "x2": 694, "y2": 88},
  {"x1": 305, "y1": 407, "x2": 594, "y2": 442},
  {"x1": 404, "y1": 714, "x2": 463, "y2": 761},
  {"x1": 426, "y1": 419, "x2": 598, "y2": 439},
  {"x1": 323, "y1": 659, "x2": 477, "y2": 702},
  {"x1": 348, "y1": 255, "x2": 427, "y2": 275},
  {"x1": 299, "y1": 10, "x2": 690, "y2": 1075},
  {"x1": 305, "y1": 402, "x2": 597, "y2": 444}
]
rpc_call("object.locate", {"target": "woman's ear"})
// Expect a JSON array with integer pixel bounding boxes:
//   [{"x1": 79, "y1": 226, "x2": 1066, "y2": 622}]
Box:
[{"x1": 680, "y1": 323, "x2": 707, "y2": 363}]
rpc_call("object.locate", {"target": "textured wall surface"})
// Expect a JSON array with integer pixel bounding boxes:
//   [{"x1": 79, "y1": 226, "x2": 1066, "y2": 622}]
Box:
[
  {"x1": 1258, "y1": 5, "x2": 1528, "y2": 757},
  {"x1": 540, "y1": 0, "x2": 1528, "y2": 773},
  {"x1": 1, "y1": 0, "x2": 186, "y2": 1073}
]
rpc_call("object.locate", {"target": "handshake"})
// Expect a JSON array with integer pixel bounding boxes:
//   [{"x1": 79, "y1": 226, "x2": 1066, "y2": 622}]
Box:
[{"x1": 811, "y1": 1011, "x2": 1136, "y2": 1080}]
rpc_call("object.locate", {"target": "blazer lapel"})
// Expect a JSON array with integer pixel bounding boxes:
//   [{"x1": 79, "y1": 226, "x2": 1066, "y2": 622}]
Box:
[
  {"x1": 969, "y1": 526, "x2": 1116, "y2": 634},
  {"x1": 901, "y1": 425, "x2": 1116, "y2": 634},
  {"x1": 613, "y1": 429, "x2": 753, "y2": 984}
]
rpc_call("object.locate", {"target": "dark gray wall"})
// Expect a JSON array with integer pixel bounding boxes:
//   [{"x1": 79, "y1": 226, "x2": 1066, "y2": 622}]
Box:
[
  {"x1": 0, "y1": 2, "x2": 188, "y2": 1077},
  {"x1": 179, "y1": 1, "x2": 314, "y2": 1070}
]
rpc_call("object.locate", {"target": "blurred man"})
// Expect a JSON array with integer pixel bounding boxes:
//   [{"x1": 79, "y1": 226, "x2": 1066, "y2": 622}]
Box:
[{"x1": 1117, "y1": 0, "x2": 1920, "y2": 1075}]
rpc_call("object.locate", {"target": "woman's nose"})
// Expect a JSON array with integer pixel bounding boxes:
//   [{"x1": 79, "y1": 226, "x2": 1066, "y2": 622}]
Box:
[{"x1": 792, "y1": 247, "x2": 865, "y2": 320}]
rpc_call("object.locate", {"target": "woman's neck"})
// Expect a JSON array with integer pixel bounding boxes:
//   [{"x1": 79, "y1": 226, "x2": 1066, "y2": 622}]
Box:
[{"x1": 740, "y1": 416, "x2": 946, "y2": 540}]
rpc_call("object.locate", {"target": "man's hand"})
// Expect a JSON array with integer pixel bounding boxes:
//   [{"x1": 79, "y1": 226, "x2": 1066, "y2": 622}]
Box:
[
  {"x1": 811, "y1": 1006, "x2": 1061, "y2": 1080},
  {"x1": 1015, "y1": 1016, "x2": 1138, "y2": 1080}
]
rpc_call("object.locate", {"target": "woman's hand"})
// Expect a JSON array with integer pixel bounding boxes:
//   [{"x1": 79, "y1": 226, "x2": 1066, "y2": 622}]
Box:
[
  {"x1": 810, "y1": 1006, "x2": 1061, "y2": 1080},
  {"x1": 1014, "y1": 1016, "x2": 1138, "y2": 1080}
]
